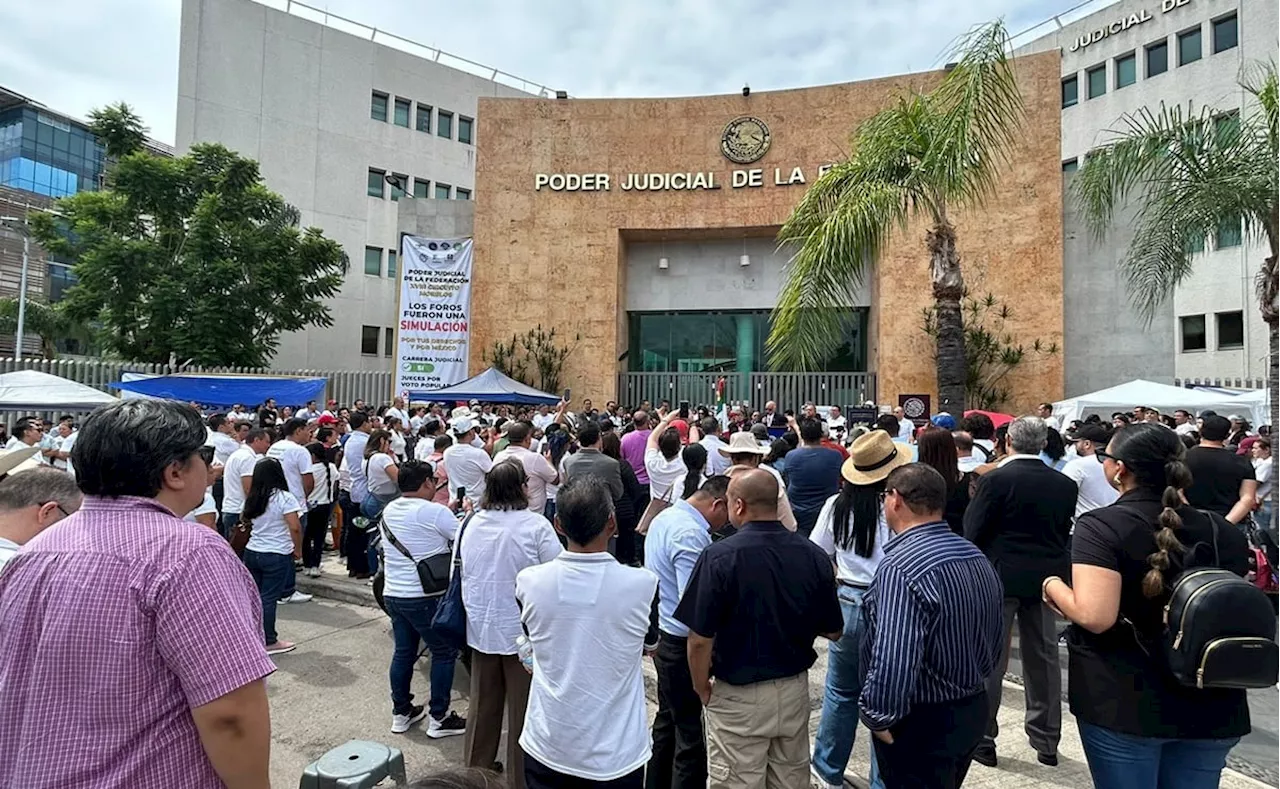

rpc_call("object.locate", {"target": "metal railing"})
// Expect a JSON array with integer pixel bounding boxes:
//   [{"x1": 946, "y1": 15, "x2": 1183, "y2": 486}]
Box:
[
  {"x1": 1175, "y1": 377, "x2": 1268, "y2": 391},
  {"x1": 616, "y1": 371, "x2": 876, "y2": 411}
]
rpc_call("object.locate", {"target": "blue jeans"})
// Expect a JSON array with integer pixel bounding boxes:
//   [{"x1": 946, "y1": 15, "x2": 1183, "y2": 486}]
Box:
[
  {"x1": 812, "y1": 586, "x2": 882, "y2": 788},
  {"x1": 217, "y1": 511, "x2": 239, "y2": 542},
  {"x1": 1078, "y1": 722, "x2": 1238, "y2": 789},
  {"x1": 384, "y1": 595, "x2": 458, "y2": 718},
  {"x1": 242, "y1": 549, "x2": 293, "y2": 645}
]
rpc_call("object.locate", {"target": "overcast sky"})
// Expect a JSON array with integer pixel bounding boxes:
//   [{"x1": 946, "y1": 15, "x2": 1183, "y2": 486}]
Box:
[{"x1": 1, "y1": 0, "x2": 1074, "y2": 145}]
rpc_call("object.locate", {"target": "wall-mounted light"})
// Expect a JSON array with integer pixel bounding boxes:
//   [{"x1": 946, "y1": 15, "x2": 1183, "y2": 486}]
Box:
[
  {"x1": 739, "y1": 235, "x2": 750, "y2": 267},
  {"x1": 658, "y1": 257, "x2": 670, "y2": 270}
]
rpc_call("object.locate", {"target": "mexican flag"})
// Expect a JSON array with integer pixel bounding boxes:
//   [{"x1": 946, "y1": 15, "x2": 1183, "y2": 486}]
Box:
[{"x1": 715, "y1": 376, "x2": 728, "y2": 431}]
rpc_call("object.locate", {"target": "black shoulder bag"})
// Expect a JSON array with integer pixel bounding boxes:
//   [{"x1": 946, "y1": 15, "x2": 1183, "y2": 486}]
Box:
[{"x1": 381, "y1": 517, "x2": 453, "y2": 597}]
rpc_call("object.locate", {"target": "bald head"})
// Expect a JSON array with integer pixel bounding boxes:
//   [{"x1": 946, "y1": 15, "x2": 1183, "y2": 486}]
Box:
[
  {"x1": 726, "y1": 467, "x2": 778, "y2": 527},
  {"x1": 633, "y1": 411, "x2": 650, "y2": 428}
]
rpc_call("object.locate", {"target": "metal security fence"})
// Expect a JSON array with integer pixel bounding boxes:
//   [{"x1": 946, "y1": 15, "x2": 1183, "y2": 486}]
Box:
[
  {"x1": 1175, "y1": 377, "x2": 1268, "y2": 390},
  {"x1": 617, "y1": 371, "x2": 876, "y2": 412}
]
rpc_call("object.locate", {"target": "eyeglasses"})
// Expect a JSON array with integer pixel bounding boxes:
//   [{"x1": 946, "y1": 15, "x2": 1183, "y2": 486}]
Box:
[
  {"x1": 1095, "y1": 450, "x2": 1120, "y2": 464},
  {"x1": 41, "y1": 501, "x2": 74, "y2": 519},
  {"x1": 197, "y1": 447, "x2": 215, "y2": 465}
]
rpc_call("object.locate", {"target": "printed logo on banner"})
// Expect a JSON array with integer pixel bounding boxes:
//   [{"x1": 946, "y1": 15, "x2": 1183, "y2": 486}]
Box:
[{"x1": 395, "y1": 236, "x2": 474, "y2": 396}]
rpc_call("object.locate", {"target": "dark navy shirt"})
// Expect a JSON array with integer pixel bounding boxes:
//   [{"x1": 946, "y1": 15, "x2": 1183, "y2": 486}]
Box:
[
  {"x1": 859, "y1": 522, "x2": 1004, "y2": 731},
  {"x1": 784, "y1": 446, "x2": 844, "y2": 531}
]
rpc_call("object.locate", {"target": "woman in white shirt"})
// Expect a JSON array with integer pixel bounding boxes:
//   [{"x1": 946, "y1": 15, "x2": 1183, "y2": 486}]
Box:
[
  {"x1": 644, "y1": 410, "x2": 687, "y2": 503},
  {"x1": 240, "y1": 457, "x2": 305, "y2": 656},
  {"x1": 808, "y1": 430, "x2": 910, "y2": 789},
  {"x1": 361, "y1": 429, "x2": 401, "y2": 520},
  {"x1": 302, "y1": 442, "x2": 337, "y2": 578},
  {"x1": 459, "y1": 459, "x2": 562, "y2": 782},
  {"x1": 386, "y1": 416, "x2": 408, "y2": 461}
]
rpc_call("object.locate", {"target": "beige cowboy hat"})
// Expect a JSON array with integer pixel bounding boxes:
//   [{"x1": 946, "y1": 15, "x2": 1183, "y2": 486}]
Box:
[
  {"x1": 0, "y1": 446, "x2": 41, "y2": 478},
  {"x1": 842, "y1": 430, "x2": 913, "y2": 486},
  {"x1": 718, "y1": 431, "x2": 770, "y2": 457}
]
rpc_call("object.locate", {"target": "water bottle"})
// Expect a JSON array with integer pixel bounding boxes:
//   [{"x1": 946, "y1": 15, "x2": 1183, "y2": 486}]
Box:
[{"x1": 515, "y1": 635, "x2": 534, "y2": 674}]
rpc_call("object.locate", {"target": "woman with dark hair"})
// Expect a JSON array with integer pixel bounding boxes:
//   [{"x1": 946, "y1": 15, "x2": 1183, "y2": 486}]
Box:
[
  {"x1": 809, "y1": 431, "x2": 908, "y2": 789},
  {"x1": 241, "y1": 457, "x2": 305, "y2": 655},
  {"x1": 1043, "y1": 423, "x2": 1251, "y2": 788},
  {"x1": 542, "y1": 426, "x2": 573, "y2": 522},
  {"x1": 679, "y1": 442, "x2": 709, "y2": 499},
  {"x1": 1041, "y1": 428, "x2": 1068, "y2": 471},
  {"x1": 459, "y1": 460, "x2": 561, "y2": 786},
  {"x1": 362, "y1": 429, "x2": 400, "y2": 520},
  {"x1": 764, "y1": 437, "x2": 793, "y2": 478},
  {"x1": 386, "y1": 416, "x2": 408, "y2": 461},
  {"x1": 916, "y1": 427, "x2": 974, "y2": 536},
  {"x1": 302, "y1": 441, "x2": 336, "y2": 577},
  {"x1": 601, "y1": 431, "x2": 642, "y2": 555}
]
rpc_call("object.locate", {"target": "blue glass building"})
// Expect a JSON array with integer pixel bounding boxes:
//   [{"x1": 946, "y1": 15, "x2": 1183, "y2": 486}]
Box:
[{"x1": 0, "y1": 103, "x2": 105, "y2": 199}]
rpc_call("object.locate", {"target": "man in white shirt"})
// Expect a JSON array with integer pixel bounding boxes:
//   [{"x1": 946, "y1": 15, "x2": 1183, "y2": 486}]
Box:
[
  {"x1": 5, "y1": 418, "x2": 48, "y2": 466},
  {"x1": 516, "y1": 476, "x2": 659, "y2": 788},
  {"x1": 1037, "y1": 403, "x2": 1061, "y2": 432},
  {"x1": 204, "y1": 414, "x2": 241, "y2": 465},
  {"x1": 825, "y1": 406, "x2": 846, "y2": 433},
  {"x1": 443, "y1": 416, "x2": 492, "y2": 506},
  {"x1": 385, "y1": 397, "x2": 410, "y2": 429},
  {"x1": 1173, "y1": 409, "x2": 1197, "y2": 436},
  {"x1": 531, "y1": 405, "x2": 555, "y2": 432},
  {"x1": 267, "y1": 418, "x2": 316, "y2": 503},
  {"x1": 228, "y1": 403, "x2": 250, "y2": 423},
  {"x1": 221, "y1": 428, "x2": 270, "y2": 539},
  {"x1": 0, "y1": 465, "x2": 81, "y2": 570},
  {"x1": 48, "y1": 417, "x2": 75, "y2": 472},
  {"x1": 379, "y1": 460, "x2": 467, "y2": 737},
  {"x1": 893, "y1": 407, "x2": 915, "y2": 442},
  {"x1": 295, "y1": 400, "x2": 321, "y2": 421},
  {"x1": 492, "y1": 421, "x2": 558, "y2": 515},
  {"x1": 694, "y1": 417, "x2": 731, "y2": 476},
  {"x1": 1060, "y1": 423, "x2": 1119, "y2": 519}
]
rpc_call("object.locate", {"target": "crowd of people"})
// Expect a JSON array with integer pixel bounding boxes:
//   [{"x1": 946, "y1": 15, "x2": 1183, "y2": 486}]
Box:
[{"x1": 0, "y1": 388, "x2": 1273, "y2": 789}]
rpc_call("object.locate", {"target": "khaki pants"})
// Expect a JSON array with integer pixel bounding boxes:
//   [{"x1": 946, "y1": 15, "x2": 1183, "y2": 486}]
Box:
[
  {"x1": 464, "y1": 651, "x2": 531, "y2": 789},
  {"x1": 705, "y1": 672, "x2": 809, "y2": 789}
]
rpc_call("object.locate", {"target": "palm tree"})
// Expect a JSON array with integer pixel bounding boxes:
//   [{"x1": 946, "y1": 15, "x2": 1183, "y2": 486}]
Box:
[
  {"x1": 768, "y1": 20, "x2": 1024, "y2": 415},
  {"x1": 1073, "y1": 64, "x2": 1277, "y2": 502}
]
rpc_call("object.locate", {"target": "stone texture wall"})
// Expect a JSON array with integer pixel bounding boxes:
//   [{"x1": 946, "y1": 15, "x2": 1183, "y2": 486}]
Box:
[{"x1": 472, "y1": 51, "x2": 1063, "y2": 412}]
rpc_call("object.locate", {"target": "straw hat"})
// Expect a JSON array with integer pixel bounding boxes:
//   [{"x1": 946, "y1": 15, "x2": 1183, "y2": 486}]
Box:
[
  {"x1": 842, "y1": 430, "x2": 913, "y2": 486},
  {"x1": 0, "y1": 446, "x2": 41, "y2": 478},
  {"x1": 718, "y1": 431, "x2": 770, "y2": 457}
]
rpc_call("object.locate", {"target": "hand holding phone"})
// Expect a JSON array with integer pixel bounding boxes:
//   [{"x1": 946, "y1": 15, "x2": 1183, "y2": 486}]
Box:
[{"x1": 679, "y1": 400, "x2": 690, "y2": 420}]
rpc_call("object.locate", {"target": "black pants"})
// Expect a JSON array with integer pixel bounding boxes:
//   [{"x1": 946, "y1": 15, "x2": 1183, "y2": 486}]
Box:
[
  {"x1": 302, "y1": 503, "x2": 333, "y2": 568},
  {"x1": 872, "y1": 692, "x2": 987, "y2": 789},
  {"x1": 646, "y1": 633, "x2": 706, "y2": 789},
  {"x1": 525, "y1": 751, "x2": 643, "y2": 789},
  {"x1": 340, "y1": 495, "x2": 370, "y2": 575}
]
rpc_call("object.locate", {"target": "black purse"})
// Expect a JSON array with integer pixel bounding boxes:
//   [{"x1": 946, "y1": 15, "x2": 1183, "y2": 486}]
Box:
[{"x1": 380, "y1": 518, "x2": 452, "y2": 597}]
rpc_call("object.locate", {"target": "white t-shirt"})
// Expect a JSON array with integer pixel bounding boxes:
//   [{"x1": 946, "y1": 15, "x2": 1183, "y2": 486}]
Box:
[
  {"x1": 532, "y1": 413, "x2": 555, "y2": 431},
  {"x1": 222, "y1": 445, "x2": 261, "y2": 515},
  {"x1": 365, "y1": 453, "x2": 399, "y2": 499},
  {"x1": 184, "y1": 490, "x2": 218, "y2": 524},
  {"x1": 493, "y1": 445, "x2": 558, "y2": 513},
  {"x1": 385, "y1": 407, "x2": 409, "y2": 427},
  {"x1": 810, "y1": 494, "x2": 890, "y2": 586},
  {"x1": 380, "y1": 497, "x2": 460, "y2": 598},
  {"x1": 1061, "y1": 454, "x2": 1120, "y2": 519},
  {"x1": 1175, "y1": 422, "x2": 1197, "y2": 436},
  {"x1": 59, "y1": 431, "x2": 77, "y2": 478},
  {"x1": 444, "y1": 443, "x2": 493, "y2": 504},
  {"x1": 699, "y1": 435, "x2": 731, "y2": 476},
  {"x1": 205, "y1": 428, "x2": 240, "y2": 465},
  {"x1": 517, "y1": 553, "x2": 658, "y2": 781},
  {"x1": 245, "y1": 490, "x2": 303, "y2": 555},
  {"x1": 344, "y1": 431, "x2": 371, "y2": 503},
  {"x1": 307, "y1": 461, "x2": 336, "y2": 507},
  {"x1": 266, "y1": 439, "x2": 312, "y2": 502},
  {"x1": 644, "y1": 446, "x2": 687, "y2": 502},
  {"x1": 459, "y1": 508, "x2": 561, "y2": 654},
  {"x1": 897, "y1": 418, "x2": 914, "y2": 442},
  {"x1": 1254, "y1": 457, "x2": 1274, "y2": 502},
  {"x1": 390, "y1": 431, "x2": 407, "y2": 460},
  {"x1": 5, "y1": 437, "x2": 47, "y2": 465}
]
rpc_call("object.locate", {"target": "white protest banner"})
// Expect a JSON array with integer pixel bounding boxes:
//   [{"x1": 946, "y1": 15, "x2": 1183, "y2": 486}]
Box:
[{"x1": 395, "y1": 236, "x2": 473, "y2": 395}]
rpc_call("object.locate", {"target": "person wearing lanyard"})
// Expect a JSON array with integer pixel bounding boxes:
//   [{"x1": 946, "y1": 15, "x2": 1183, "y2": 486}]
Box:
[{"x1": 808, "y1": 431, "x2": 910, "y2": 789}]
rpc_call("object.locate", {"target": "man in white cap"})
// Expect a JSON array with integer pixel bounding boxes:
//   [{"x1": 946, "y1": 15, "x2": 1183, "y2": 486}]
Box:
[
  {"x1": 719, "y1": 432, "x2": 797, "y2": 530},
  {"x1": 0, "y1": 457, "x2": 80, "y2": 569},
  {"x1": 443, "y1": 415, "x2": 492, "y2": 507}
]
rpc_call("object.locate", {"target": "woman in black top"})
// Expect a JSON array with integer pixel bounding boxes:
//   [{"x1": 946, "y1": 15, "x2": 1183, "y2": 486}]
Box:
[
  {"x1": 916, "y1": 427, "x2": 974, "y2": 535},
  {"x1": 1042, "y1": 423, "x2": 1250, "y2": 789},
  {"x1": 601, "y1": 431, "x2": 643, "y2": 564}
]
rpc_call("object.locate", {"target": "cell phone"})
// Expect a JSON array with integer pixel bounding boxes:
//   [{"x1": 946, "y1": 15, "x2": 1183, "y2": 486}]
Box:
[
  {"x1": 563, "y1": 388, "x2": 571, "y2": 402},
  {"x1": 679, "y1": 400, "x2": 689, "y2": 419},
  {"x1": 456, "y1": 487, "x2": 466, "y2": 505}
]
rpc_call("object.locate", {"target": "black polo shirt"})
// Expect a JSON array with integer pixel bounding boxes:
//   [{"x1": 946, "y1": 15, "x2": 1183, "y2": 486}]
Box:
[{"x1": 674, "y1": 520, "x2": 843, "y2": 686}]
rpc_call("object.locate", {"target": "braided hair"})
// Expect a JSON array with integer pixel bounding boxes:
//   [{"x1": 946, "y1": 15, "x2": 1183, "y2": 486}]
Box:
[{"x1": 1107, "y1": 423, "x2": 1191, "y2": 598}]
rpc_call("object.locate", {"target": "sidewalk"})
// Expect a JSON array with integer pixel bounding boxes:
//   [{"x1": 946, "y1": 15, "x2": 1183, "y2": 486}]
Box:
[{"x1": 286, "y1": 567, "x2": 1269, "y2": 789}]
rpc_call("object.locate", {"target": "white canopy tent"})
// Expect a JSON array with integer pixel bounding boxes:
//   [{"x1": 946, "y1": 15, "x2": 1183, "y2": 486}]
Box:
[
  {"x1": 1053, "y1": 379, "x2": 1269, "y2": 428},
  {"x1": 0, "y1": 370, "x2": 118, "y2": 411}
]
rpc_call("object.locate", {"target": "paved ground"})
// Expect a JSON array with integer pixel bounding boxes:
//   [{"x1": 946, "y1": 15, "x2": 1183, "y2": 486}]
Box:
[{"x1": 271, "y1": 580, "x2": 1271, "y2": 788}]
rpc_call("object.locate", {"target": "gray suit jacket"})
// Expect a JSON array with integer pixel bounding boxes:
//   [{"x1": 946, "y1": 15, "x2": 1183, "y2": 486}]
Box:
[{"x1": 562, "y1": 448, "x2": 625, "y2": 500}]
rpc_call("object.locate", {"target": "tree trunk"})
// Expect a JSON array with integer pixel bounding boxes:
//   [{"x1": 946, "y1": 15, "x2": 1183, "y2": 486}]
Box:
[
  {"x1": 928, "y1": 219, "x2": 967, "y2": 416},
  {"x1": 1258, "y1": 251, "x2": 1278, "y2": 520}
]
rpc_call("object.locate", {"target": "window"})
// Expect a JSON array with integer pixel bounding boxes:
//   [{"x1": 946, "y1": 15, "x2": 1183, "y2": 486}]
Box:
[
  {"x1": 370, "y1": 92, "x2": 388, "y2": 122},
  {"x1": 1061, "y1": 75, "x2": 1079, "y2": 108},
  {"x1": 1180, "y1": 315, "x2": 1206, "y2": 352},
  {"x1": 1216, "y1": 217, "x2": 1242, "y2": 248},
  {"x1": 456, "y1": 187, "x2": 471, "y2": 200},
  {"x1": 458, "y1": 116, "x2": 473, "y2": 145},
  {"x1": 1178, "y1": 27, "x2": 1202, "y2": 66},
  {"x1": 416, "y1": 104, "x2": 432, "y2": 133},
  {"x1": 364, "y1": 246, "x2": 382, "y2": 276},
  {"x1": 437, "y1": 111, "x2": 453, "y2": 139},
  {"x1": 1062, "y1": 158, "x2": 1078, "y2": 173},
  {"x1": 367, "y1": 168, "x2": 385, "y2": 198},
  {"x1": 1216, "y1": 311, "x2": 1244, "y2": 349},
  {"x1": 1184, "y1": 234, "x2": 1204, "y2": 254},
  {"x1": 1212, "y1": 14, "x2": 1238, "y2": 53},
  {"x1": 435, "y1": 182, "x2": 451, "y2": 200},
  {"x1": 413, "y1": 178, "x2": 430, "y2": 199},
  {"x1": 1146, "y1": 40, "x2": 1169, "y2": 77},
  {"x1": 361, "y1": 325, "x2": 380, "y2": 355},
  {"x1": 385, "y1": 327, "x2": 395, "y2": 357},
  {"x1": 1087, "y1": 64, "x2": 1107, "y2": 99},
  {"x1": 387, "y1": 249, "x2": 397, "y2": 278},
  {"x1": 47, "y1": 261, "x2": 76, "y2": 302},
  {"x1": 389, "y1": 173, "x2": 406, "y2": 201},
  {"x1": 1115, "y1": 52, "x2": 1136, "y2": 89},
  {"x1": 393, "y1": 98, "x2": 410, "y2": 128}
]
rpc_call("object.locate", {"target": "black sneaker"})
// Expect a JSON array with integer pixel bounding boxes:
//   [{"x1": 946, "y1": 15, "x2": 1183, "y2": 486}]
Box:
[
  {"x1": 1037, "y1": 752, "x2": 1059, "y2": 767},
  {"x1": 427, "y1": 710, "x2": 467, "y2": 739},
  {"x1": 972, "y1": 743, "x2": 998, "y2": 768},
  {"x1": 390, "y1": 704, "x2": 427, "y2": 734}
]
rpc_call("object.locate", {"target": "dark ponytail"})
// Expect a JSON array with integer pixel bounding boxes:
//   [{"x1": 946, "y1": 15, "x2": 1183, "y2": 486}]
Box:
[
  {"x1": 1142, "y1": 458, "x2": 1191, "y2": 598},
  {"x1": 1110, "y1": 423, "x2": 1191, "y2": 598},
  {"x1": 681, "y1": 443, "x2": 708, "y2": 500}
]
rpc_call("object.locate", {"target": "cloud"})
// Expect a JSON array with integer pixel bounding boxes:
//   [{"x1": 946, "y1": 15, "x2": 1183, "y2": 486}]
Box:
[{"x1": 0, "y1": 0, "x2": 1064, "y2": 144}]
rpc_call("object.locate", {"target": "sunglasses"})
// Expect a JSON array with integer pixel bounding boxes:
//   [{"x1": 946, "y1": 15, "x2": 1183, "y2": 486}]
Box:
[
  {"x1": 197, "y1": 446, "x2": 215, "y2": 465},
  {"x1": 1095, "y1": 450, "x2": 1120, "y2": 464}
]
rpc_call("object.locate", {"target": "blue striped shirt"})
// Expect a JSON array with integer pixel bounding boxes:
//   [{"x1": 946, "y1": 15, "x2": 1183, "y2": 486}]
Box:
[{"x1": 859, "y1": 522, "x2": 1004, "y2": 731}]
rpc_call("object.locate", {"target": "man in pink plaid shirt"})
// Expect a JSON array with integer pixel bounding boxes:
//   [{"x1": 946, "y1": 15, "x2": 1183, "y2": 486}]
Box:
[{"x1": 0, "y1": 399, "x2": 277, "y2": 789}]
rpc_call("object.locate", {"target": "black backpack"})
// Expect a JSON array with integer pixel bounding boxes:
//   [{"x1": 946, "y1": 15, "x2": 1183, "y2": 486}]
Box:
[{"x1": 1163, "y1": 515, "x2": 1278, "y2": 690}]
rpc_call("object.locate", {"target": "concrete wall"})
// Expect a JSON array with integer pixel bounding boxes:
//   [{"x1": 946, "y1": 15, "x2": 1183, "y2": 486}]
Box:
[
  {"x1": 1017, "y1": 0, "x2": 1277, "y2": 387},
  {"x1": 625, "y1": 237, "x2": 870, "y2": 312},
  {"x1": 175, "y1": 0, "x2": 531, "y2": 372}
]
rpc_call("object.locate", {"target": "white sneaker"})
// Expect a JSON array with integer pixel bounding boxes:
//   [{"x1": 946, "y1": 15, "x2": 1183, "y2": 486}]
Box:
[
  {"x1": 426, "y1": 711, "x2": 467, "y2": 739},
  {"x1": 279, "y1": 591, "x2": 312, "y2": 604},
  {"x1": 307, "y1": 568, "x2": 322, "y2": 578},
  {"x1": 810, "y1": 764, "x2": 841, "y2": 788},
  {"x1": 391, "y1": 705, "x2": 427, "y2": 734}
]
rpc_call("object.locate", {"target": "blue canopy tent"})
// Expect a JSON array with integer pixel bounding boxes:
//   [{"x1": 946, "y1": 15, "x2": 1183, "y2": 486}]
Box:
[
  {"x1": 110, "y1": 374, "x2": 327, "y2": 407},
  {"x1": 409, "y1": 367, "x2": 560, "y2": 405}
]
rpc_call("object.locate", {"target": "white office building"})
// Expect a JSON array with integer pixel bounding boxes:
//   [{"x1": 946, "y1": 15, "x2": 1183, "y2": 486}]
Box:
[
  {"x1": 176, "y1": 0, "x2": 546, "y2": 370},
  {"x1": 1016, "y1": 0, "x2": 1277, "y2": 395}
]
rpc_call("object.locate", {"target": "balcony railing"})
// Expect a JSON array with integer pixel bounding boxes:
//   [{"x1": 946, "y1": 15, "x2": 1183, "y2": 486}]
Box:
[{"x1": 617, "y1": 371, "x2": 876, "y2": 411}]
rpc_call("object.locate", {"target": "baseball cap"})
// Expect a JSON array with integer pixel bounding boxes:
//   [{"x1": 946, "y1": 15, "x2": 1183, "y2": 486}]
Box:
[
  {"x1": 930, "y1": 413, "x2": 957, "y2": 430},
  {"x1": 1073, "y1": 423, "x2": 1111, "y2": 445},
  {"x1": 452, "y1": 416, "x2": 477, "y2": 435},
  {"x1": 317, "y1": 414, "x2": 338, "y2": 426}
]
